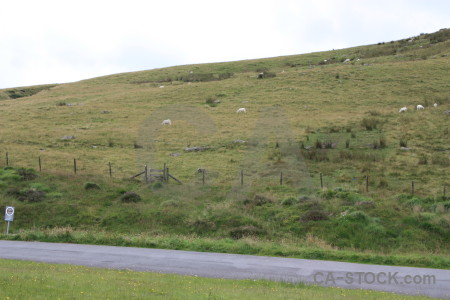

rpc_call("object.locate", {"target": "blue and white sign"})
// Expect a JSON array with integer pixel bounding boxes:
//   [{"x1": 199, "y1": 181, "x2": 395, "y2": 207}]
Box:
[{"x1": 4, "y1": 206, "x2": 14, "y2": 222}]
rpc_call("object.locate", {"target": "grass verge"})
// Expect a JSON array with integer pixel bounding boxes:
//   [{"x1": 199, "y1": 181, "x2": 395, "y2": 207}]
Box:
[
  {"x1": 1, "y1": 228, "x2": 449, "y2": 269},
  {"x1": 0, "y1": 259, "x2": 434, "y2": 299}
]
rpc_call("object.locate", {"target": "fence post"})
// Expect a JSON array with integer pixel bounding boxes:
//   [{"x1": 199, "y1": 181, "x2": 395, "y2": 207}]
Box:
[
  {"x1": 144, "y1": 165, "x2": 148, "y2": 183},
  {"x1": 320, "y1": 173, "x2": 323, "y2": 189},
  {"x1": 166, "y1": 167, "x2": 170, "y2": 183},
  {"x1": 411, "y1": 181, "x2": 414, "y2": 195},
  {"x1": 74, "y1": 159, "x2": 77, "y2": 174},
  {"x1": 241, "y1": 170, "x2": 244, "y2": 186},
  {"x1": 39, "y1": 157, "x2": 42, "y2": 172},
  {"x1": 366, "y1": 175, "x2": 369, "y2": 193},
  {"x1": 444, "y1": 185, "x2": 447, "y2": 199},
  {"x1": 109, "y1": 162, "x2": 112, "y2": 177},
  {"x1": 6, "y1": 152, "x2": 8, "y2": 166},
  {"x1": 202, "y1": 169, "x2": 205, "y2": 185},
  {"x1": 280, "y1": 172, "x2": 283, "y2": 185},
  {"x1": 163, "y1": 163, "x2": 167, "y2": 182}
]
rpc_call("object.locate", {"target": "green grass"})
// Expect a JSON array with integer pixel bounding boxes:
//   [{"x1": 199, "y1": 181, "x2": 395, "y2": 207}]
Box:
[
  {"x1": 0, "y1": 259, "x2": 434, "y2": 299},
  {"x1": 0, "y1": 29, "x2": 449, "y2": 268}
]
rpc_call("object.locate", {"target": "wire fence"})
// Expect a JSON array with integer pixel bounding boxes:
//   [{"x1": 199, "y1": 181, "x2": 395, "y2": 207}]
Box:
[{"x1": 2, "y1": 151, "x2": 448, "y2": 199}]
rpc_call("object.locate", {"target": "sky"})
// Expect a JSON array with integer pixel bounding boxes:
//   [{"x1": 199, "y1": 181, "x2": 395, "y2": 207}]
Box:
[{"x1": 0, "y1": 0, "x2": 449, "y2": 89}]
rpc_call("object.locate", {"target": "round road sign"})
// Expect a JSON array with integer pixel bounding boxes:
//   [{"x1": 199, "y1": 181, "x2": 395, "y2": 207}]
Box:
[{"x1": 6, "y1": 207, "x2": 14, "y2": 215}]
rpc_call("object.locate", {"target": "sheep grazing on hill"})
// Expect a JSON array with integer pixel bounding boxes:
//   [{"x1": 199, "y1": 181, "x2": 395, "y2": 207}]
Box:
[
  {"x1": 236, "y1": 108, "x2": 246, "y2": 113},
  {"x1": 434, "y1": 103, "x2": 438, "y2": 107},
  {"x1": 399, "y1": 107, "x2": 408, "y2": 113},
  {"x1": 416, "y1": 105, "x2": 424, "y2": 110},
  {"x1": 161, "y1": 119, "x2": 172, "y2": 125}
]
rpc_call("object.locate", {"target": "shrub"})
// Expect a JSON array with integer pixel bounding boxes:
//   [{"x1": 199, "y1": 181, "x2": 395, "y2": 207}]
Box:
[
  {"x1": 301, "y1": 149, "x2": 329, "y2": 162},
  {"x1": 17, "y1": 168, "x2": 37, "y2": 181},
  {"x1": 120, "y1": 192, "x2": 141, "y2": 203},
  {"x1": 84, "y1": 182, "x2": 101, "y2": 190},
  {"x1": 56, "y1": 101, "x2": 67, "y2": 106},
  {"x1": 300, "y1": 209, "x2": 329, "y2": 222},
  {"x1": 229, "y1": 225, "x2": 264, "y2": 239},
  {"x1": 205, "y1": 97, "x2": 218, "y2": 107},
  {"x1": 9, "y1": 187, "x2": 46, "y2": 203},
  {"x1": 243, "y1": 194, "x2": 273, "y2": 207},
  {"x1": 399, "y1": 139, "x2": 408, "y2": 147},
  {"x1": 361, "y1": 117, "x2": 381, "y2": 131},
  {"x1": 281, "y1": 197, "x2": 298, "y2": 206}
]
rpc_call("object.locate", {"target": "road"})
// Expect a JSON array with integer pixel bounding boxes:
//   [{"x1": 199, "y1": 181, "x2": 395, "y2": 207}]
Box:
[{"x1": 0, "y1": 240, "x2": 449, "y2": 298}]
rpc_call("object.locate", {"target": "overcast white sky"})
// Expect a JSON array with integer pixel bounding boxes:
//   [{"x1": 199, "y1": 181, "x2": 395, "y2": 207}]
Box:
[{"x1": 0, "y1": 0, "x2": 448, "y2": 89}]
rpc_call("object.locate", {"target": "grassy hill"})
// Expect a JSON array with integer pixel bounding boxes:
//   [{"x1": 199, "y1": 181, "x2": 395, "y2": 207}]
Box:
[{"x1": 1, "y1": 29, "x2": 449, "y2": 268}]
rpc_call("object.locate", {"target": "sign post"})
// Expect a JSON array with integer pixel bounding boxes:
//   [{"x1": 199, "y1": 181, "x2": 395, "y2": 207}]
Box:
[{"x1": 4, "y1": 206, "x2": 14, "y2": 234}]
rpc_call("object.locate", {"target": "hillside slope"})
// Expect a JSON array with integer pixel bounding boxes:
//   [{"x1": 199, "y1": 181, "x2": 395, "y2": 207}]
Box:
[{"x1": 0, "y1": 29, "x2": 449, "y2": 266}]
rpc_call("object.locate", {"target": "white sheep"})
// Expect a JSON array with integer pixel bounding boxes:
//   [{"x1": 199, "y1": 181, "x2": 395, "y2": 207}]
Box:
[
  {"x1": 399, "y1": 107, "x2": 408, "y2": 113},
  {"x1": 416, "y1": 105, "x2": 424, "y2": 110},
  {"x1": 434, "y1": 103, "x2": 438, "y2": 107},
  {"x1": 161, "y1": 119, "x2": 172, "y2": 125},
  {"x1": 236, "y1": 108, "x2": 246, "y2": 113}
]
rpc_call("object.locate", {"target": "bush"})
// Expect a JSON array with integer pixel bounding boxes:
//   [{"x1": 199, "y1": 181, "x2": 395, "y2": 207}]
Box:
[
  {"x1": 300, "y1": 209, "x2": 329, "y2": 222},
  {"x1": 120, "y1": 192, "x2": 142, "y2": 203},
  {"x1": 243, "y1": 194, "x2": 273, "y2": 207},
  {"x1": 9, "y1": 187, "x2": 46, "y2": 203},
  {"x1": 229, "y1": 225, "x2": 264, "y2": 239},
  {"x1": 17, "y1": 168, "x2": 38, "y2": 181},
  {"x1": 84, "y1": 182, "x2": 101, "y2": 190},
  {"x1": 301, "y1": 149, "x2": 329, "y2": 162},
  {"x1": 21, "y1": 188, "x2": 46, "y2": 203},
  {"x1": 361, "y1": 117, "x2": 381, "y2": 131},
  {"x1": 281, "y1": 197, "x2": 298, "y2": 206}
]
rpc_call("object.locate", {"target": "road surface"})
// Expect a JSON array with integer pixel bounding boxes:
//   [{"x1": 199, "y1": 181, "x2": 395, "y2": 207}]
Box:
[{"x1": 0, "y1": 240, "x2": 449, "y2": 298}]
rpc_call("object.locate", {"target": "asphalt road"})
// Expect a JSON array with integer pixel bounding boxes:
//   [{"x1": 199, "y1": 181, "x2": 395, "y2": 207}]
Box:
[{"x1": 0, "y1": 240, "x2": 449, "y2": 298}]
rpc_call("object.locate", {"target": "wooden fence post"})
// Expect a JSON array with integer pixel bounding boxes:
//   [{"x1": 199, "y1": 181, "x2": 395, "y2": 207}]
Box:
[
  {"x1": 280, "y1": 172, "x2": 283, "y2": 185},
  {"x1": 6, "y1": 152, "x2": 8, "y2": 166},
  {"x1": 39, "y1": 157, "x2": 42, "y2": 172},
  {"x1": 73, "y1": 159, "x2": 77, "y2": 174},
  {"x1": 144, "y1": 165, "x2": 148, "y2": 183},
  {"x1": 241, "y1": 170, "x2": 244, "y2": 186},
  {"x1": 366, "y1": 175, "x2": 369, "y2": 193},
  {"x1": 166, "y1": 167, "x2": 170, "y2": 183},
  {"x1": 163, "y1": 163, "x2": 167, "y2": 182},
  {"x1": 444, "y1": 185, "x2": 447, "y2": 199},
  {"x1": 411, "y1": 181, "x2": 414, "y2": 196},
  {"x1": 108, "y1": 162, "x2": 112, "y2": 177},
  {"x1": 202, "y1": 169, "x2": 205, "y2": 185}
]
